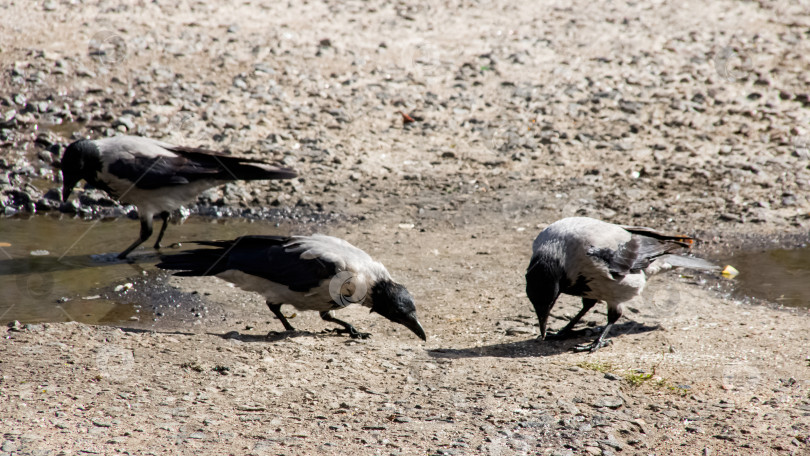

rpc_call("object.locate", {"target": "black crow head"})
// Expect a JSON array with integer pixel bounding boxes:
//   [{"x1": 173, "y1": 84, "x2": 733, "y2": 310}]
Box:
[
  {"x1": 60, "y1": 139, "x2": 99, "y2": 203},
  {"x1": 525, "y1": 254, "x2": 564, "y2": 340},
  {"x1": 369, "y1": 280, "x2": 426, "y2": 341}
]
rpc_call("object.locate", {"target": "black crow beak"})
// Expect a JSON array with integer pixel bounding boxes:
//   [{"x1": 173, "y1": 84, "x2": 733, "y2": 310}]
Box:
[
  {"x1": 61, "y1": 172, "x2": 80, "y2": 203},
  {"x1": 61, "y1": 181, "x2": 72, "y2": 203},
  {"x1": 537, "y1": 313, "x2": 549, "y2": 340},
  {"x1": 403, "y1": 313, "x2": 427, "y2": 341}
]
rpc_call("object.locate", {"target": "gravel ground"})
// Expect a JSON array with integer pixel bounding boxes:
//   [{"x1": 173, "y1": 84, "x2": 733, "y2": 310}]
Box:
[{"x1": 1, "y1": 0, "x2": 809, "y2": 454}]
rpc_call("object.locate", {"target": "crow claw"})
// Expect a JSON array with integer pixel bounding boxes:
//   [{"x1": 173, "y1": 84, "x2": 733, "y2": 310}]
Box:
[
  {"x1": 573, "y1": 338, "x2": 612, "y2": 353},
  {"x1": 324, "y1": 327, "x2": 371, "y2": 339},
  {"x1": 344, "y1": 327, "x2": 371, "y2": 339}
]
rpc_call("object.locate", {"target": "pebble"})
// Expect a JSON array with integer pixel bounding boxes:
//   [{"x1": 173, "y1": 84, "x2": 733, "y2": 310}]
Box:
[
  {"x1": 557, "y1": 400, "x2": 580, "y2": 415},
  {"x1": 505, "y1": 326, "x2": 535, "y2": 336},
  {"x1": 598, "y1": 439, "x2": 623, "y2": 450},
  {"x1": 1, "y1": 109, "x2": 15, "y2": 124},
  {"x1": 114, "y1": 283, "x2": 133, "y2": 293},
  {"x1": 236, "y1": 404, "x2": 266, "y2": 412},
  {"x1": 592, "y1": 396, "x2": 623, "y2": 409},
  {"x1": 112, "y1": 116, "x2": 135, "y2": 131}
]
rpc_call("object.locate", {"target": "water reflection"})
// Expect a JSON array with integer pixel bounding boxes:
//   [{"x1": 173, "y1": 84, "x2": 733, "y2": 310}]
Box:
[
  {"x1": 718, "y1": 245, "x2": 810, "y2": 308},
  {"x1": 0, "y1": 215, "x2": 283, "y2": 324}
]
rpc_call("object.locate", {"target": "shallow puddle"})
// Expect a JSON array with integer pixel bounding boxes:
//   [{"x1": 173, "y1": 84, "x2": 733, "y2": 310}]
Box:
[
  {"x1": 3, "y1": 214, "x2": 808, "y2": 326},
  {"x1": 718, "y1": 245, "x2": 810, "y2": 308},
  {"x1": 0, "y1": 215, "x2": 284, "y2": 324},
  {"x1": 46, "y1": 120, "x2": 86, "y2": 140}
]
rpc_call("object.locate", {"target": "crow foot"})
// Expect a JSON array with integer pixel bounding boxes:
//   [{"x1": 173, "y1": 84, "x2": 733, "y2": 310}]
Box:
[
  {"x1": 326, "y1": 326, "x2": 371, "y2": 339},
  {"x1": 573, "y1": 338, "x2": 612, "y2": 353}
]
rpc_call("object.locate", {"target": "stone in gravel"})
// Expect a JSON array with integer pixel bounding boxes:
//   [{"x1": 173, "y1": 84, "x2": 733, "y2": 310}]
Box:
[
  {"x1": 719, "y1": 213, "x2": 742, "y2": 223},
  {"x1": 603, "y1": 373, "x2": 620, "y2": 381},
  {"x1": 19, "y1": 434, "x2": 40, "y2": 445},
  {"x1": 557, "y1": 400, "x2": 580, "y2": 415},
  {"x1": 662, "y1": 410, "x2": 679, "y2": 418},
  {"x1": 505, "y1": 326, "x2": 535, "y2": 336},
  {"x1": 35, "y1": 198, "x2": 57, "y2": 212},
  {"x1": 362, "y1": 425, "x2": 386, "y2": 431},
  {"x1": 113, "y1": 116, "x2": 135, "y2": 131},
  {"x1": 598, "y1": 438, "x2": 623, "y2": 450},
  {"x1": 1, "y1": 109, "x2": 15, "y2": 124},
  {"x1": 236, "y1": 404, "x2": 266, "y2": 412},
  {"x1": 593, "y1": 396, "x2": 623, "y2": 409},
  {"x1": 43, "y1": 188, "x2": 61, "y2": 201},
  {"x1": 91, "y1": 419, "x2": 112, "y2": 428},
  {"x1": 59, "y1": 200, "x2": 78, "y2": 213}
]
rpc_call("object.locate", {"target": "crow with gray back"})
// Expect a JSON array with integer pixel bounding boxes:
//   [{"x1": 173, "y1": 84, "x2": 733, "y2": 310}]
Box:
[
  {"x1": 156, "y1": 234, "x2": 427, "y2": 341},
  {"x1": 526, "y1": 217, "x2": 717, "y2": 352},
  {"x1": 60, "y1": 135, "x2": 296, "y2": 259}
]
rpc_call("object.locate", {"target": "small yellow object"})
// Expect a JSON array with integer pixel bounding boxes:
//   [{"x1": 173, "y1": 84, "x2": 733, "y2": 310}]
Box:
[
  {"x1": 721, "y1": 265, "x2": 739, "y2": 279},
  {"x1": 0, "y1": 242, "x2": 10, "y2": 247}
]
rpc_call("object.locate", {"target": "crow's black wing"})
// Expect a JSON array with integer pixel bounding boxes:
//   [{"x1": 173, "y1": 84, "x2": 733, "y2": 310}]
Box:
[
  {"x1": 157, "y1": 236, "x2": 336, "y2": 292},
  {"x1": 104, "y1": 139, "x2": 294, "y2": 190},
  {"x1": 168, "y1": 146, "x2": 297, "y2": 181},
  {"x1": 588, "y1": 234, "x2": 690, "y2": 276},
  {"x1": 619, "y1": 225, "x2": 694, "y2": 246},
  {"x1": 106, "y1": 153, "x2": 215, "y2": 189}
]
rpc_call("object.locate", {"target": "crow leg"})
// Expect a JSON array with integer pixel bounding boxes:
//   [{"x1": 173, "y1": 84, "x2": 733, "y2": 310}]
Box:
[
  {"x1": 575, "y1": 302, "x2": 623, "y2": 353},
  {"x1": 153, "y1": 211, "x2": 171, "y2": 249},
  {"x1": 118, "y1": 216, "x2": 153, "y2": 259},
  {"x1": 546, "y1": 298, "x2": 598, "y2": 340},
  {"x1": 266, "y1": 302, "x2": 295, "y2": 336},
  {"x1": 320, "y1": 311, "x2": 370, "y2": 339}
]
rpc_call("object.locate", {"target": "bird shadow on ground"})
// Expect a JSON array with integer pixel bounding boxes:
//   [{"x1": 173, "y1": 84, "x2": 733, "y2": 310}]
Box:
[
  {"x1": 119, "y1": 327, "x2": 197, "y2": 337},
  {"x1": 427, "y1": 321, "x2": 660, "y2": 359},
  {"x1": 209, "y1": 329, "x2": 344, "y2": 343}
]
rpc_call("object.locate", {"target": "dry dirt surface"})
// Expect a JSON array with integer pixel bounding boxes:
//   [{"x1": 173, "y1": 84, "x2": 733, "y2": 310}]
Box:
[{"x1": 1, "y1": 0, "x2": 810, "y2": 455}]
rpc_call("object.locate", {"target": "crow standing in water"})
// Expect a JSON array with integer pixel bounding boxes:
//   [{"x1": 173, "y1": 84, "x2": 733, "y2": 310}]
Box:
[
  {"x1": 60, "y1": 135, "x2": 296, "y2": 259},
  {"x1": 526, "y1": 217, "x2": 717, "y2": 352},
  {"x1": 157, "y1": 234, "x2": 427, "y2": 341}
]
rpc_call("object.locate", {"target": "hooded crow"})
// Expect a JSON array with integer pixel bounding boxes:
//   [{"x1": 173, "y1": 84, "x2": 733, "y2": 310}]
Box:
[
  {"x1": 60, "y1": 135, "x2": 297, "y2": 259},
  {"x1": 156, "y1": 234, "x2": 427, "y2": 341},
  {"x1": 526, "y1": 217, "x2": 717, "y2": 352}
]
